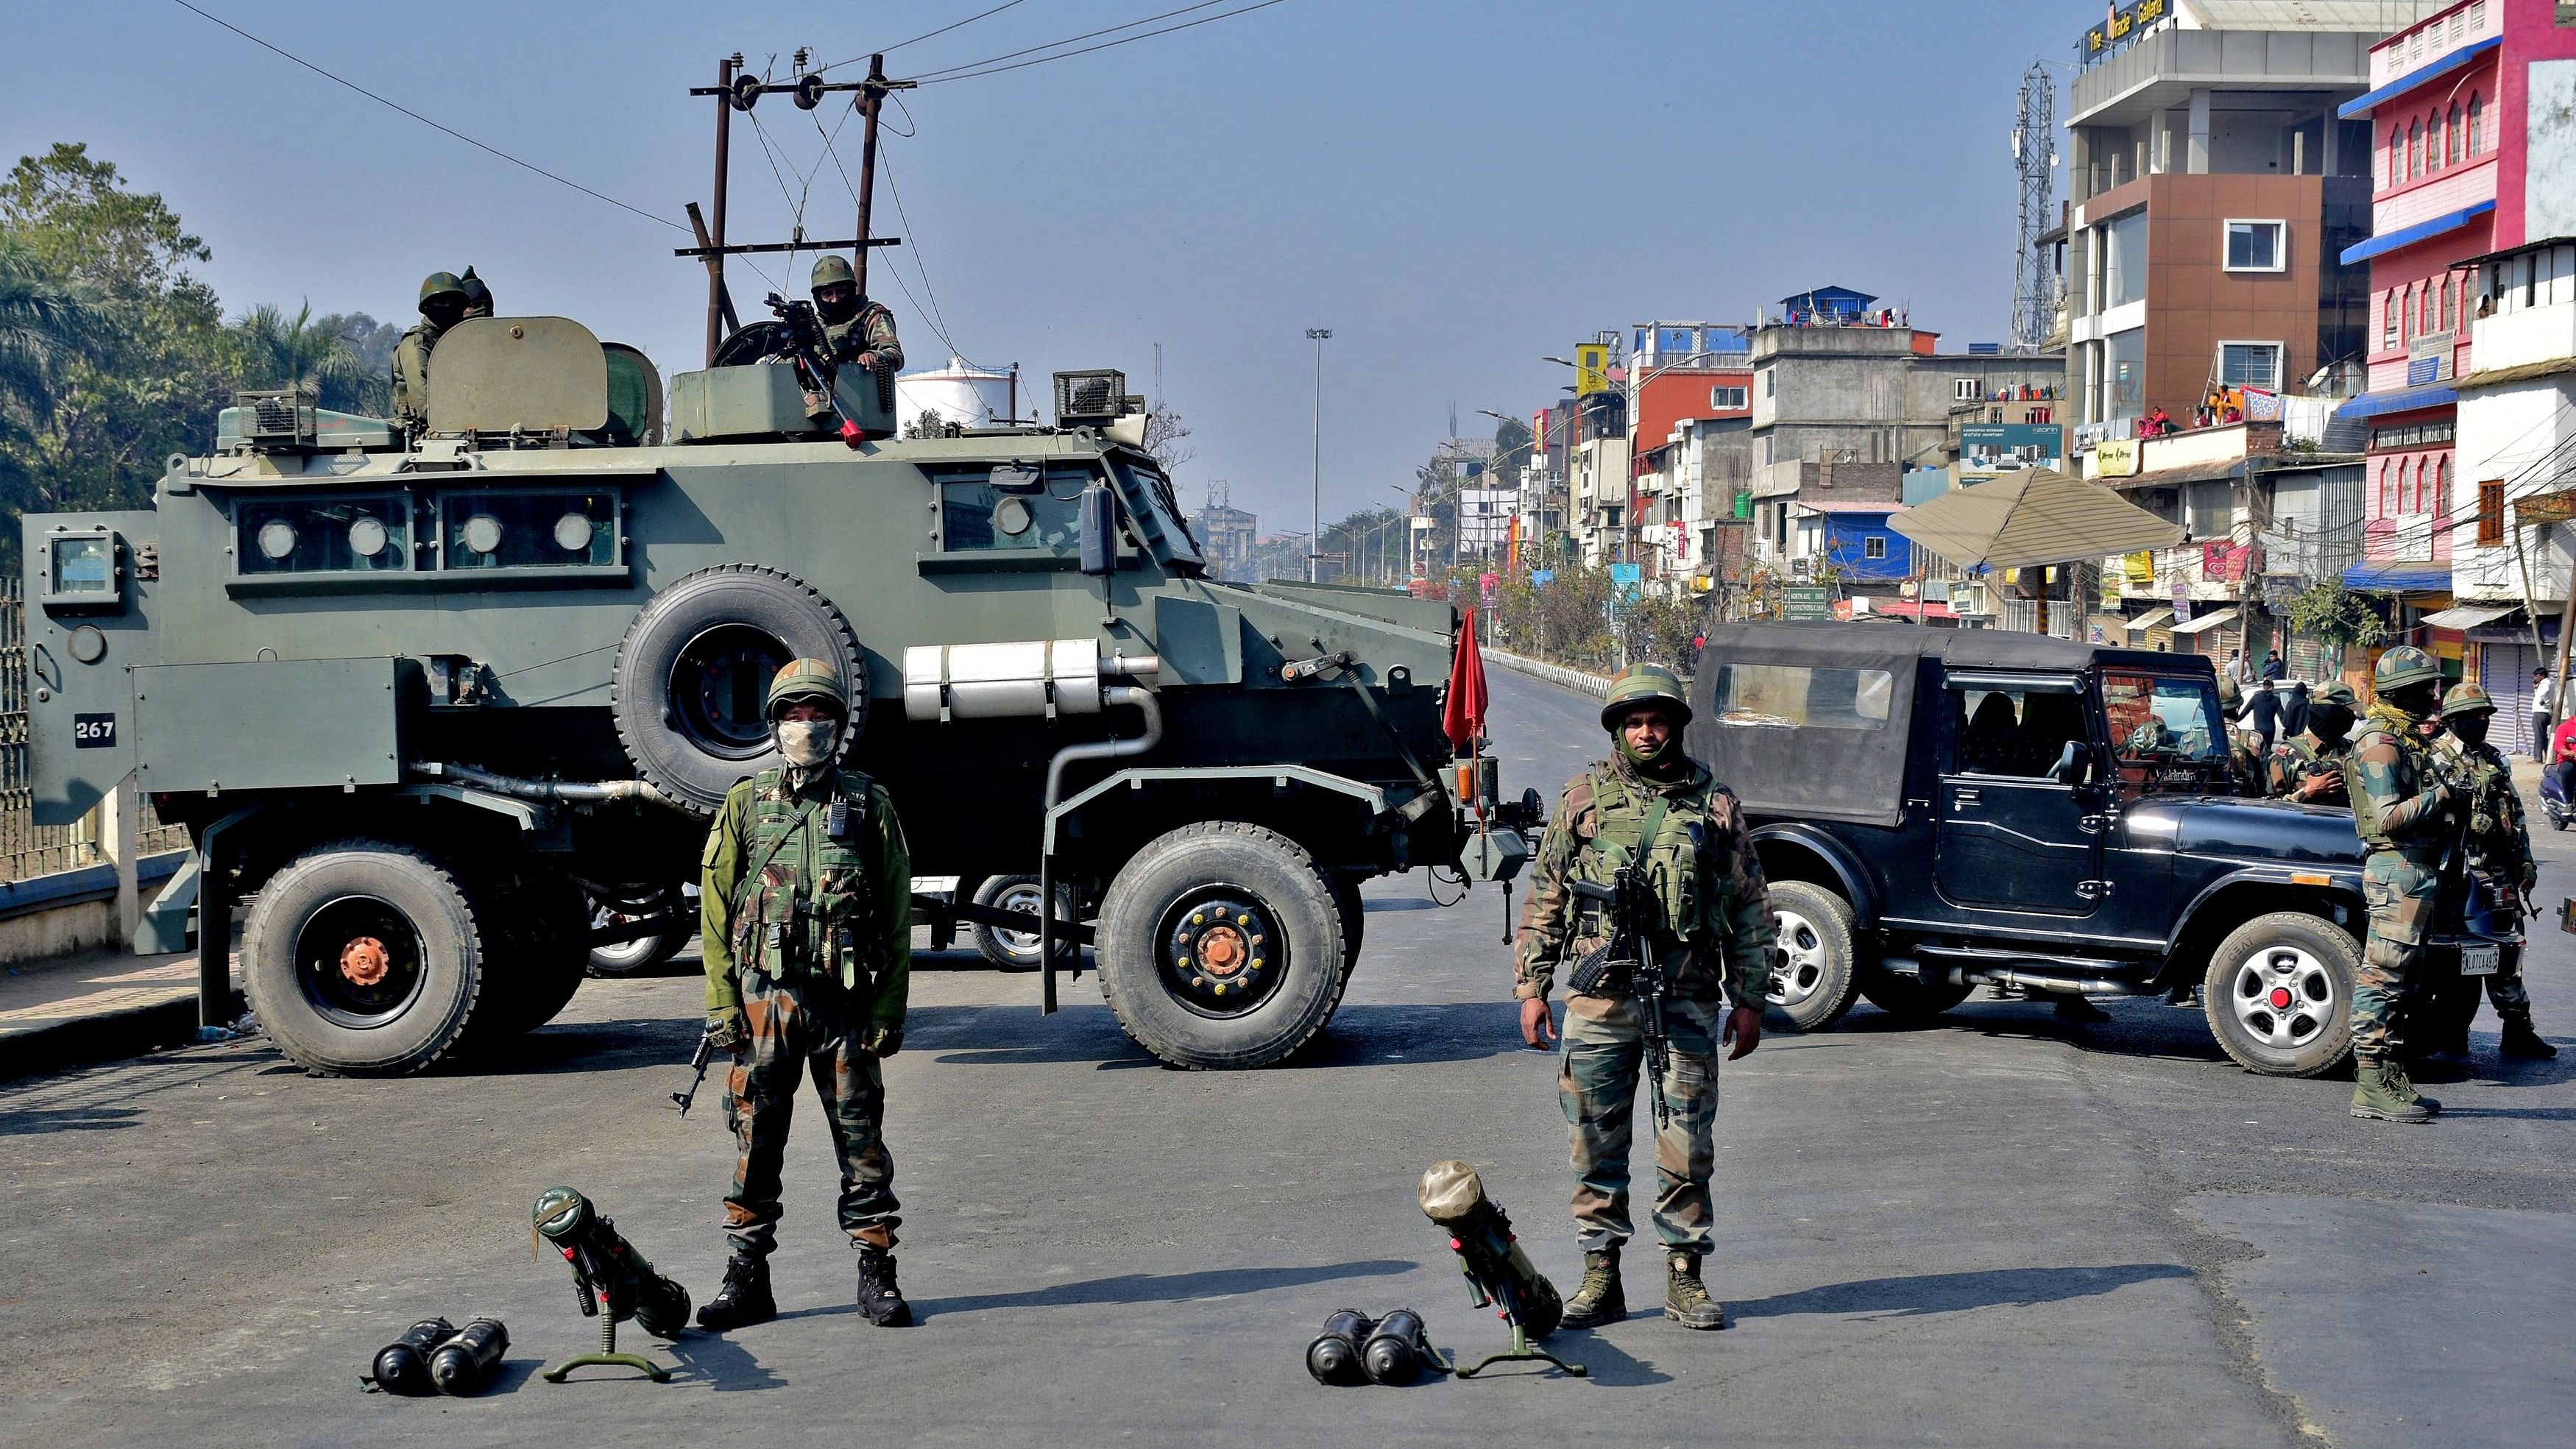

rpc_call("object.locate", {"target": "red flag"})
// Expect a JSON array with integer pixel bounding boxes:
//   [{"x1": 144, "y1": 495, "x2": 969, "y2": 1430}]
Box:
[{"x1": 1443, "y1": 608, "x2": 1488, "y2": 750}]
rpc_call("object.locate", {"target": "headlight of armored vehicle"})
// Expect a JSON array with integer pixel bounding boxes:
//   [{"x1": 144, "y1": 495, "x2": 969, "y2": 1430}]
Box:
[
  {"x1": 233, "y1": 496, "x2": 411, "y2": 575},
  {"x1": 436, "y1": 491, "x2": 620, "y2": 570}
]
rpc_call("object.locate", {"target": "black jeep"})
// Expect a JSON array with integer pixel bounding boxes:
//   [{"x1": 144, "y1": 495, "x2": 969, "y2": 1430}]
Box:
[{"x1": 1690, "y1": 621, "x2": 2371, "y2": 1077}]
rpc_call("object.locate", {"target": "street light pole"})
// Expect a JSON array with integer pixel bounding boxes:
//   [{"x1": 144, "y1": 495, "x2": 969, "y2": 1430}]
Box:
[{"x1": 1306, "y1": 328, "x2": 1332, "y2": 582}]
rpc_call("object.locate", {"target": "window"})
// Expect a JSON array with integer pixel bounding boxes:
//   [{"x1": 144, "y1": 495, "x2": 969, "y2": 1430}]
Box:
[
  {"x1": 1947, "y1": 681, "x2": 2090, "y2": 779},
  {"x1": 2224, "y1": 220, "x2": 2285, "y2": 272},
  {"x1": 2468, "y1": 94, "x2": 2482, "y2": 155},
  {"x1": 2448, "y1": 104, "x2": 2462, "y2": 164},
  {"x1": 2470, "y1": 1, "x2": 2485, "y2": 29},
  {"x1": 2435, "y1": 457, "x2": 2452, "y2": 520},
  {"x1": 2184, "y1": 479, "x2": 2232, "y2": 537},
  {"x1": 2440, "y1": 274, "x2": 2452, "y2": 331},
  {"x1": 1707, "y1": 664, "x2": 1893, "y2": 731},
  {"x1": 2429, "y1": 111, "x2": 2443, "y2": 171},
  {"x1": 935, "y1": 461, "x2": 1092, "y2": 553},
  {"x1": 2421, "y1": 284, "x2": 2435, "y2": 332},
  {"x1": 1954, "y1": 378, "x2": 1984, "y2": 402},
  {"x1": 2100, "y1": 671, "x2": 2230, "y2": 768},
  {"x1": 2108, "y1": 327, "x2": 2146, "y2": 423},
  {"x1": 1763, "y1": 370, "x2": 1774, "y2": 397},
  {"x1": 234, "y1": 495, "x2": 412, "y2": 575},
  {"x1": 2379, "y1": 459, "x2": 2394, "y2": 515},
  {"x1": 2408, "y1": 120, "x2": 2421, "y2": 180},
  {"x1": 2383, "y1": 290, "x2": 2401, "y2": 351},
  {"x1": 2479, "y1": 479, "x2": 2506, "y2": 547},
  {"x1": 2217, "y1": 342, "x2": 2282, "y2": 390},
  {"x1": 1864, "y1": 535, "x2": 1889, "y2": 559},
  {"x1": 1709, "y1": 385, "x2": 1746, "y2": 410},
  {"x1": 2106, "y1": 210, "x2": 2149, "y2": 306},
  {"x1": 2402, "y1": 458, "x2": 2420, "y2": 514}
]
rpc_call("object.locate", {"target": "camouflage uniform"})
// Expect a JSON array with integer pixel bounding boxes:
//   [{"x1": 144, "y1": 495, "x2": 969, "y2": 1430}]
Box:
[
  {"x1": 391, "y1": 272, "x2": 467, "y2": 434},
  {"x1": 2265, "y1": 731, "x2": 2352, "y2": 806},
  {"x1": 701, "y1": 757, "x2": 912, "y2": 1255},
  {"x1": 1515, "y1": 757, "x2": 1774, "y2": 1255},
  {"x1": 2432, "y1": 717, "x2": 2544, "y2": 1038},
  {"x1": 2346, "y1": 700, "x2": 2459, "y2": 1069},
  {"x1": 824, "y1": 302, "x2": 903, "y2": 374}
]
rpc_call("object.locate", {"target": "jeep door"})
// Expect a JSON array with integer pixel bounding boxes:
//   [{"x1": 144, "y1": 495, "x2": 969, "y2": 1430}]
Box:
[{"x1": 1933, "y1": 671, "x2": 2107, "y2": 917}]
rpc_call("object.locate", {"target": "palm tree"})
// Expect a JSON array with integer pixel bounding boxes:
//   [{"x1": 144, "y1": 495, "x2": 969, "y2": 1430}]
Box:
[
  {"x1": 231, "y1": 301, "x2": 385, "y2": 417},
  {"x1": 0, "y1": 235, "x2": 103, "y2": 425}
]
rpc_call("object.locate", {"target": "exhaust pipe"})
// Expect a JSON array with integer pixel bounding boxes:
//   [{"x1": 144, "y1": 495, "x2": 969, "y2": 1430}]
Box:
[
  {"x1": 1036, "y1": 686, "x2": 1163, "y2": 1014},
  {"x1": 408, "y1": 761, "x2": 689, "y2": 812},
  {"x1": 1891, "y1": 956, "x2": 2141, "y2": 996}
]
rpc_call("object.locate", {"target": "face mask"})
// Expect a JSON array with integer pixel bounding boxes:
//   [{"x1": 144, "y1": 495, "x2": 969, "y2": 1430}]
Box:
[
  {"x1": 2310, "y1": 707, "x2": 2353, "y2": 743},
  {"x1": 1616, "y1": 729, "x2": 1680, "y2": 772},
  {"x1": 2451, "y1": 715, "x2": 2491, "y2": 747},
  {"x1": 775, "y1": 719, "x2": 838, "y2": 768}
]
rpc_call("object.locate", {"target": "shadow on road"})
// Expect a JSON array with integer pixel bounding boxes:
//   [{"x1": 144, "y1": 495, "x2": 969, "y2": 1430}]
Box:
[
  {"x1": 913, "y1": 1259, "x2": 1415, "y2": 1319},
  {"x1": 918, "y1": 1002, "x2": 1532, "y2": 1069},
  {"x1": 0, "y1": 1104, "x2": 141, "y2": 1134},
  {"x1": 1515, "y1": 1328, "x2": 1672, "y2": 1386},
  {"x1": 663, "y1": 1331, "x2": 787, "y2": 1392},
  {"x1": 1729, "y1": 1263, "x2": 2191, "y2": 1321},
  {"x1": 1289, "y1": 1003, "x2": 1529, "y2": 1067}
]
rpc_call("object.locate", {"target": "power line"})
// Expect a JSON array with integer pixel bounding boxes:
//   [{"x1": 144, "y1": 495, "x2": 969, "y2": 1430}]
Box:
[
  {"x1": 817, "y1": 0, "x2": 1030, "y2": 73},
  {"x1": 906, "y1": 1, "x2": 1228, "y2": 80},
  {"x1": 913, "y1": 0, "x2": 1294, "y2": 87},
  {"x1": 166, "y1": 0, "x2": 686, "y2": 234}
]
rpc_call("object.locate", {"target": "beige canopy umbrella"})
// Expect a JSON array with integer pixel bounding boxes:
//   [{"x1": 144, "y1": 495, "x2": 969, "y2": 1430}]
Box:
[{"x1": 1889, "y1": 467, "x2": 2182, "y2": 572}]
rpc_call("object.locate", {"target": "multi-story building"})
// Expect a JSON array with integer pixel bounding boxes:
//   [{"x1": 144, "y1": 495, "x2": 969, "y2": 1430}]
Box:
[
  {"x1": 2338, "y1": 0, "x2": 2576, "y2": 727},
  {"x1": 1747, "y1": 289, "x2": 2062, "y2": 561},
  {"x1": 2059, "y1": 1, "x2": 2379, "y2": 444},
  {"x1": 1626, "y1": 322, "x2": 1754, "y2": 590},
  {"x1": 1188, "y1": 488, "x2": 1259, "y2": 580}
]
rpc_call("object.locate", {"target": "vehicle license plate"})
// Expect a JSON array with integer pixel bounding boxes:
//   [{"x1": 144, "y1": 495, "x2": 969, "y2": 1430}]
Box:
[{"x1": 2461, "y1": 943, "x2": 2500, "y2": 976}]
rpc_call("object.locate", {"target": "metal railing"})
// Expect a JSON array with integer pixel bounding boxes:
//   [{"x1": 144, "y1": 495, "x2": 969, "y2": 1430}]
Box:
[{"x1": 0, "y1": 587, "x2": 188, "y2": 882}]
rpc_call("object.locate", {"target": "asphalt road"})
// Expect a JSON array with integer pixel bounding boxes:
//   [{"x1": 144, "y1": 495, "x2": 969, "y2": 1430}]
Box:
[{"x1": 4, "y1": 667, "x2": 2569, "y2": 1448}]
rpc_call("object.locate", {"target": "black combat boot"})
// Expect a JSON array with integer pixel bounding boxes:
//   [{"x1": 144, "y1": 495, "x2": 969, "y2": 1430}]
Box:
[
  {"x1": 2501, "y1": 1016, "x2": 2559, "y2": 1060},
  {"x1": 857, "y1": 1247, "x2": 912, "y2": 1326},
  {"x1": 697, "y1": 1254, "x2": 776, "y2": 1331},
  {"x1": 1559, "y1": 1247, "x2": 1624, "y2": 1329},
  {"x1": 1663, "y1": 1251, "x2": 1725, "y2": 1331}
]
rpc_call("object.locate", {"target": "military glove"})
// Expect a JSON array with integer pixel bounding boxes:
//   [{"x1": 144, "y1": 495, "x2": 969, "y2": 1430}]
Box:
[
  {"x1": 860, "y1": 1024, "x2": 903, "y2": 1059},
  {"x1": 707, "y1": 1007, "x2": 749, "y2": 1055}
]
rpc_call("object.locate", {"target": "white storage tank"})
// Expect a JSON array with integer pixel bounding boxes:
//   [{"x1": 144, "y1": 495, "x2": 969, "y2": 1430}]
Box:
[{"x1": 894, "y1": 356, "x2": 1019, "y2": 431}]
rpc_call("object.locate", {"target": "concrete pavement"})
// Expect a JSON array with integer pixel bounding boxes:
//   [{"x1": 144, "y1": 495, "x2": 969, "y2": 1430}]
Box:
[{"x1": 1, "y1": 666, "x2": 2567, "y2": 1447}]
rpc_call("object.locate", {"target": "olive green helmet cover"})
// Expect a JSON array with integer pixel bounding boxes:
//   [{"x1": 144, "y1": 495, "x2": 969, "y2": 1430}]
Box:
[
  {"x1": 1599, "y1": 662, "x2": 1693, "y2": 732},
  {"x1": 417, "y1": 271, "x2": 467, "y2": 309},
  {"x1": 2312, "y1": 681, "x2": 2360, "y2": 709},
  {"x1": 765, "y1": 657, "x2": 848, "y2": 721},
  {"x1": 810, "y1": 254, "x2": 856, "y2": 291},
  {"x1": 2439, "y1": 681, "x2": 2496, "y2": 719}
]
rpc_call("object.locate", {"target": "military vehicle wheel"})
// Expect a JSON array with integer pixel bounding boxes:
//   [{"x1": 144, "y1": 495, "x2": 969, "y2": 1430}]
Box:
[
  {"x1": 472, "y1": 873, "x2": 592, "y2": 1040},
  {"x1": 2201, "y1": 912, "x2": 2360, "y2": 1077},
  {"x1": 241, "y1": 842, "x2": 486, "y2": 1077},
  {"x1": 1766, "y1": 881, "x2": 1861, "y2": 1031},
  {"x1": 1094, "y1": 822, "x2": 1345, "y2": 1069},
  {"x1": 970, "y1": 874, "x2": 1075, "y2": 973},
  {"x1": 1329, "y1": 875, "x2": 1365, "y2": 973},
  {"x1": 611, "y1": 564, "x2": 864, "y2": 812},
  {"x1": 1858, "y1": 963, "x2": 1973, "y2": 1020},
  {"x1": 588, "y1": 885, "x2": 695, "y2": 977}
]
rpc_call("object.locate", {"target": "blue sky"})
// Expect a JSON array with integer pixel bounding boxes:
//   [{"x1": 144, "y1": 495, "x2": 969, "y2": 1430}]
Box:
[{"x1": 7, "y1": 1, "x2": 2076, "y2": 533}]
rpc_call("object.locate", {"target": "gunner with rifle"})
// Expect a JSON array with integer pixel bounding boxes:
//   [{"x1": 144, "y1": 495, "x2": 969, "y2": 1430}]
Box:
[{"x1": 1513, "y1": 664, "x2": 1775, "y2": 1332}]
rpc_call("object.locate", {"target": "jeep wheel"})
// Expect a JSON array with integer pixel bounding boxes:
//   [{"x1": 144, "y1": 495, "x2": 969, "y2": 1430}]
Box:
[
  {"x1": 971, "y1": 874, "x2": 1075, "y2": 974},
  {"x1": 2202, "y1": 912, "x2": 2358, "y2": 1077},
  {"x1": 1094, "y1": 822, "x2": 1345, "y2": 1069},
  {"x1": 587, "y1": 887, "x2": 696, "y2": 977},
  {"x1": 241, "y1": 841, "x2": 487, "y2": 1077},
  {"x1": 1766, "y1": 881, "x2": 1861, "y2": 1031},
  {"x1": 1858, "y1": 963, "x2": 1974, "y2": 1020}
]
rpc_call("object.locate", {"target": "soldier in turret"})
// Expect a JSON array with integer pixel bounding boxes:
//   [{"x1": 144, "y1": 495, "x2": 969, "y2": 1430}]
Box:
[
  {"x1": 810, "y1": 254, "x2": 902, "y2": 377},
  {"x1": 389, "y1": 272, "x2": 469, "y2": 435}
]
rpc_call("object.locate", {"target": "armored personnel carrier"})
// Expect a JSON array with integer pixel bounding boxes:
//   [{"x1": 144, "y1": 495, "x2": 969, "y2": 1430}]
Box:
[{"x1": 22, "y1": 316, "x2": 1529, "y2": 1074}]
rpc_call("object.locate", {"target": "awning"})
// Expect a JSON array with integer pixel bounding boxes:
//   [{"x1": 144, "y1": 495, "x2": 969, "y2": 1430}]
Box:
[
  {"x1": 2341, "y1": 200, "x2": 2496, "y2": 266},
  {"x1": 2336, "y1": 383, "x2": 2459, "y2": 419},
  {"x1": 2418, "y1": 603, "x2": 2515, "y2": 631},
  {"x1": 1888, "y1": 468, "x2": 2184, "y2": 572},
  {"x1": 2343, "y1": 559, "x2": 2451, "y2": 592},
  {"x1": 2457, "y1": 355, "x2": 2576, "y2": 391},
  {"x1": 2339, "y1": 35, "x2": 2502, "y2": 118},
  {"x1": 2110, "y1": 458, "x2": 2246, "y2": 491},
  {"x1": 2124, "y1": 606, "x2": 2174, "y2": 632},
  {"x1": 2169, "y1": 606, "x2": 2240, "y2": 636}
]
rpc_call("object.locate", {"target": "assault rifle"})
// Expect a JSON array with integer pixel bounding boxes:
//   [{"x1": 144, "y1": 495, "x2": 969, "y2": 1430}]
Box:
[
  {"x1": 1566, "y1": 864, "x2": 1674, "y2": 1130},
  {"x1": 670, "y1": 1030, "x2": 718, "y2": 1118},
  {"x1": 762, "y1": 293, "x2": 866, "y2": 444}
]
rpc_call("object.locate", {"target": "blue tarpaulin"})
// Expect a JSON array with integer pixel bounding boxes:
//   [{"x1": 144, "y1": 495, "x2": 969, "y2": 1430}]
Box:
[
  {"x1": 2337, "y1": 383, "x2": 2459, "y2": 419},
  {"x1": 2343, "y1": 559, "x2": 2451, "y2": 592}
]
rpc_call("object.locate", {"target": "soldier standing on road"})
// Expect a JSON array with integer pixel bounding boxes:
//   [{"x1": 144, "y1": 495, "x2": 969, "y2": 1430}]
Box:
[
  {"x1": 2425, "y1": 684, "x2": 2556, "y2": 1060},
  {"x1": 810, "y1": 255, "x2": 902, "y2": 378},
  {"x1": 696, "y1": 659, "x2": 916, "y2": 1331},
  {"x1": 2265, "y1": 682, "x2": 2359, "y2": 807},
  {"x1": 2345, "y1": 647, "x2": 2463, "y2": 1123},
  {"x1": 1515, "y1": 663, "x2": 1773, "y2": 1332},
  {"x1": 390, "y1": 272, "x2": 469, "y2": 436}
]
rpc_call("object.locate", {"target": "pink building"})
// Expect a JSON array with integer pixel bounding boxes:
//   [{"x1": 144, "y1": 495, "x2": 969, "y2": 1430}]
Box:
[{"x1": 2340, "y1": 0, "x2": 2576, "y2": 602}]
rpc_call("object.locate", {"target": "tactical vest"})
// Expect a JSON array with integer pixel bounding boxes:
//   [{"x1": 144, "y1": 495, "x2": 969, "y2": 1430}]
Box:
[
  {"x1": 1574, "y1": 766, "x2": 1724, "y2": 946},
  {"x1": 730, "y1": 765, "x2": 882, "y2": 991},
  {"x1": 2349, "y1": 721, "x2": 2438, "y2": 856}
]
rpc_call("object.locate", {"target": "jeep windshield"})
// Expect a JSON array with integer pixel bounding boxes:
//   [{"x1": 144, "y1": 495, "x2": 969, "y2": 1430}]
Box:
[{"x1": 2102, "y1": 668, "x2": 2230, "y2": 795}]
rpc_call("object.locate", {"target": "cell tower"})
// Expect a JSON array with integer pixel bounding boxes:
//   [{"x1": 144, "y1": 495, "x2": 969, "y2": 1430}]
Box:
[{"x1": 2009, "y1": 60, "x2": 2058, "y2": 353}]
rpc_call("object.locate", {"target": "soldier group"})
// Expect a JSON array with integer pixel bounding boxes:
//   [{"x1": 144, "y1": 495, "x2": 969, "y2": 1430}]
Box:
[
  {"x1": 386, "y1": 253, "x2": 899, "y2": 437},
  {"x1": 2233, "y1": 648, "x2": 2555, "y2": 1124}
]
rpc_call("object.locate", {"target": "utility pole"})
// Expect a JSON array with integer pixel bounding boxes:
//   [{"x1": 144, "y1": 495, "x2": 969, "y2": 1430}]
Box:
[
  {"x1": 2009, "y1": 59, "x2": 2059, "y2": 353},
  {"x1": 701, "y1": 53, "x2": 738, "y2": 366},
  {"x1": 1306, "y1": 328, "x2": 1332, "y2": 582},
  {"x1": 853, "y1": 54, "x2": 889, "y2": 297}
]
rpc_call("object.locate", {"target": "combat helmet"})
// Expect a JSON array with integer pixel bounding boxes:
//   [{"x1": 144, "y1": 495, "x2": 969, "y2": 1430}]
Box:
[
  {"x1": 2372, "y1": 645, "x2": 2441, "y2": 696},
  {"x1": 765, "y1": 657, "x2": 848, "y2": 721},
  {"x1": 810, "y1": 254, "x2": 857, "y2": 291},
  {"x1": 2313, "y1": 681, "x2": 2359, "y2": 709},
  {"x1": 1600, "y1": 663, "x2": 1692, "y2": 731},
  {"x1": 2439, "y1": 681, "x2": 2497, "y2": 719},
  {"x1": 458, "y1": 266, "x2": 492, "y2": 313},
  {"x1": 417, "y1": 271, "x2": 467, "y2": 311}
]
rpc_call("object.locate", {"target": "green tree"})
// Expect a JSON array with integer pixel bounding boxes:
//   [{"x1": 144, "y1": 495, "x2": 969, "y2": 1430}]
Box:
[
  {"x1": 0, "y1": 143, "x2": 234, "y2": 542},
  {"x1": 231, "y1": 302, "x2": 386, "y2": 417},
  {"x1": 2284, "y1": 580, "x2": 2391, "y2": 650}
]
